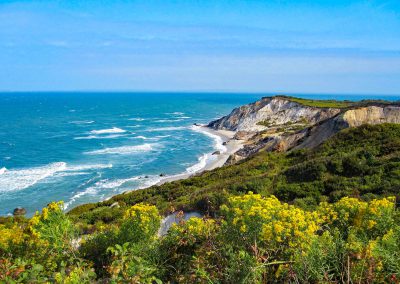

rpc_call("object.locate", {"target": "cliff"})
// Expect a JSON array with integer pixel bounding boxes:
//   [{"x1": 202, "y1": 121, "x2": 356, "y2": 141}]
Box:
[{"x1": 208, "y1": 96, "x2": 400, "y2": 163}]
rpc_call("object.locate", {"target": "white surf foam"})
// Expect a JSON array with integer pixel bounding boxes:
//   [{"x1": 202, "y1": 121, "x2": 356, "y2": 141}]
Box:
[
  {"x1": 134, "y1": 135, "x2": 148, "y2": 140},
  {"x1": 146, "y1": 126, "x2": 187, "y2": 132},
  {"x1": 90, "y1": 127, "x2": 126, "y2": 134},
  {"x1": 190, "y1": 125, "x2": 227, "y2": 153},
  {"x1": 128, "y1": 118, "x2": 145, "y2": 121},
  {"x1": 69, "y1": 120, "x2": 94, "y2": 125},
  {"x1": 85, "y1": 143, "x2": 156, "y2": 155},
  {"x1": 166, "y1": 112, "x2": 185, "y2": 116},
  {"x1": 0, "y1": 162, "x2": 67, "y2": 192},
  {"x1": 186, "y1": 153, "x2": 212, "y2": 174},
  {"x1": 64, "y1": 175, "x2": 162, "y2": 210},
  {"x1": 74, "y1": 134, "x2": 127, "y2": 140},
  {"x1": 155, "y1": 119, "x2": 183, "y2": 123},
  {"x1": 66, "y1": 163, "x2": 113, "y2": 171}
]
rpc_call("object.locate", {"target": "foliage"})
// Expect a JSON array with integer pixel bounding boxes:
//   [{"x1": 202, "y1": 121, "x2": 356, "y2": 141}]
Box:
[{"x1": 281, "y1": 95, "x2": 353, "y2": 108}]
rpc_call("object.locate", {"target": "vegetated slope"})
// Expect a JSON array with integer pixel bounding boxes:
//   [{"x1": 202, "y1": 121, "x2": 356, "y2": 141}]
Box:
[{"x1": 69, "y1": 123, "x2": 400, "y2": 225}]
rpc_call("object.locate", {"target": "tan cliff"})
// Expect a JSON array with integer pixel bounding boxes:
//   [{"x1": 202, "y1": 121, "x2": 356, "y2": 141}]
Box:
[{"x1": 208, "y1": 96, "x2": 400, "y2": 163}]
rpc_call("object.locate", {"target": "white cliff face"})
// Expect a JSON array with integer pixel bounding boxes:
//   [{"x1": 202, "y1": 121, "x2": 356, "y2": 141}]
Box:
[{"x1": 209, "y1": 97, "x2": 341, "y2": 132}]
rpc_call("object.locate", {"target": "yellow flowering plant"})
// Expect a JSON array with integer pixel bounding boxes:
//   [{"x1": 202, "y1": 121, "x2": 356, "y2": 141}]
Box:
[
  {"x1": 221, "y1": 192, "x2": 321, "y2": 250},
  {"x1": 119, "y1": 203, "x2": 161, "y2": 243},
  {"x1": 28, "y1": 201, "x2": 76, "y2": 252},
  {"x1": 318, "y1": 196, "x2": 396, "y2": 238}
]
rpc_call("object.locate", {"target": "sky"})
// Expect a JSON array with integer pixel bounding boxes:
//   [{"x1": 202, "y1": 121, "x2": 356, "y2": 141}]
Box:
[{"x1": 0, "y1": 0, "x2": 399, "y2": 94}]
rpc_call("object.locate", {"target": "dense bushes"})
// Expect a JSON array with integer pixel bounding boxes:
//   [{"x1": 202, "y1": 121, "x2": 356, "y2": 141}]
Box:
[{"x1": 2, "y1": 194, "x2": 399, "y2": 283}]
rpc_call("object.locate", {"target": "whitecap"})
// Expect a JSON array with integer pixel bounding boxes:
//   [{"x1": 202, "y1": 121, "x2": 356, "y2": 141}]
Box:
[
  {"x1": 90, "y1": 127, "x2": 126, "y2": 134},
  {"x1": 0, "y1": 167, "x2": 6, "y2": 175},
  {"x1": 0, "y1": 162, "x2": 67, "y2": 192},
  {"x1": 66, "y1": 163, "x2": 113, "y2": 171},
  {"x1": 69, "y1": 120, "x2": 94, "y2": 125},
  {"x1": 155, "y1": 119, "x2": 183, "y2": 123},
  {"x1": 134, "y1": 135, "x2": 147, "y2": 140},
  {"x1": 146, "y1": 126, "x2": 187, "y2": 132},
  {"x1": 64, "y1": 176, "x2": 143, "y2": 210},
  {"x1": 85, "y1": 143, "x2": 157, "y2": 155},
  {"x1": 74, "y1": 134, "x2": 127, "y2": 140},
  {"x1": 166, "y1": 112, "x2": 185, "y2": 116},
  {"x1": 128, "y1": 118, "x2": 145, "y2": 121}
]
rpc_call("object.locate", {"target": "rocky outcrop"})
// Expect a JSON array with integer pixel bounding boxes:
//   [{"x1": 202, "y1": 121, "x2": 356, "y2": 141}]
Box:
[
  {"x1": 208, "y1": 96, "x2": 400, "y2": 163},
  {"x1": 208, "y1": 97, "x2": 341, "y2": 132},
  {"x1": 13, "y1": 207, "x2": 26, "y2": 216}
]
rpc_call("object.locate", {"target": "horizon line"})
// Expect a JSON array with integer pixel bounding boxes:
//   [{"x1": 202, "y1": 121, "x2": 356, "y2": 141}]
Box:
[{"x1": 0, "y1": 90, "x2": 399, "y2": 97}]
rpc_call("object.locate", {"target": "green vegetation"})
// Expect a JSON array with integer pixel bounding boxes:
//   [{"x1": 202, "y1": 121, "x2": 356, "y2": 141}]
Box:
[
  {"x1": 1, "y1": 123, "x2": 400, "y2": 283},
  {"x1": 278, "y1": 95, "x2": 353, "y2": 108}
]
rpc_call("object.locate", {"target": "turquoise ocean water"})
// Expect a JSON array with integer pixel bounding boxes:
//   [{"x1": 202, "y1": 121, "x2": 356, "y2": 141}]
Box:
[{"x1": 0, "y1": 93, "x2": 398, "y2": 215}]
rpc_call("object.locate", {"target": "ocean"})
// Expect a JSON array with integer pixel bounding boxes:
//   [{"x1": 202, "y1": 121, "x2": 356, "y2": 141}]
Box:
[{"x1": 0, "y1": 92, "x2": 398, "y2": 216}]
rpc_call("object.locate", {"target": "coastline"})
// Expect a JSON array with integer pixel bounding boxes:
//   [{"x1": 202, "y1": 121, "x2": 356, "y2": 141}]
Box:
[{"x1": 123, "y1": 125, "x2": 243, "y2": 192}]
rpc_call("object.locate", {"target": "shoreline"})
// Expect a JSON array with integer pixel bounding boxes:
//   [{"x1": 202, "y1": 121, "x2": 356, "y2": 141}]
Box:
[{"x1": 121, "y1": 125, "x2": 243, "y2": 194}]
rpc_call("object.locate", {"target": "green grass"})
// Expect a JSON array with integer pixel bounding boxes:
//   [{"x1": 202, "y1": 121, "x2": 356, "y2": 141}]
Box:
[{"x1": 278, "y1": 96, "x2": 353, "y2": 108}]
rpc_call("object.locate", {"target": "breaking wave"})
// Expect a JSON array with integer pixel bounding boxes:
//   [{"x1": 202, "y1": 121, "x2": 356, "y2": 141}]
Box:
[
  {"x1": 85, "y1": 143, "x2": 157, "y2": 155},
  {"x1": 90, "y1": 127, "x2": 126, "y2": 134}
]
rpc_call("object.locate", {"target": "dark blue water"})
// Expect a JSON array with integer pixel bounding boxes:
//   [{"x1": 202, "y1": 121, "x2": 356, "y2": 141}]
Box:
[{"x1": 0, "y1": 92, "x2": 398, "y2": 215}]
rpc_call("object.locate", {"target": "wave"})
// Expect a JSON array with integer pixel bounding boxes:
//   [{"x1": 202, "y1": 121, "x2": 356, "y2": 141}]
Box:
[
  {"x1": 74, "y1": 134, "x2": 127, "y2": 140},
  {"x1": 69, "y1": 120, "x2": 94, "y2": 125},
  {"x1": 155, "y1": 119, "x2": 183, "y2": 123},
  {"x1": 0, "y1": 163, "x2": 114, "y2": 193},
  {"x1": 185, "y1": 153, "x2": 211, "y2": 174},
  {"x1": 128, "y1": 118, "x2": 145, "y2": 121},
  {"x1": 66, "y1": 163, "x2": 113, "y2": 171},
  {"x1": 90, "y1": 127, "x2": 126, "y2": 134},
  {"x1": 166, "y1": 112, "x2": 185, "y2": 116},
  {"x1": 133, "y1": 135, "x2": 147, "y2": 140},
  {"x1": 190, "y1": 125, "x2": 227, "y2": 153},
  {"x1": 0, "y1": 162, "x2": 67, "y2": 192},
  {"x1": 85, "y1": 143, "x2": 157, "y2": 155},
  {"x1": 146, "y1": 126, "x2": 187, "y2": 132},
  {"x1": 64, "y1": 175, "x2": 161, "y2": 210}
]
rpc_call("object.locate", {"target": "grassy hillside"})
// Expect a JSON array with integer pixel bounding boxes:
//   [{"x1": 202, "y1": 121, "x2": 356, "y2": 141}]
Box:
[{"x1": 69, "y1": 123, "x2": 400, "y2": 225}]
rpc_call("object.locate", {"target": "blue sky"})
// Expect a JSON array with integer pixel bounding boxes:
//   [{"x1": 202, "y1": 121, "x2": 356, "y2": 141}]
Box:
[{"x1": 0, "y1": 0, "x2": 399, "y2": 94}]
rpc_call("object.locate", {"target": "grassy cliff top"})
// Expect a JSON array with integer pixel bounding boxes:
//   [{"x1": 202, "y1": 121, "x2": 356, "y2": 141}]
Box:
[{"x1": 271, "y1": 95, "x2": 398, "y2": 109}]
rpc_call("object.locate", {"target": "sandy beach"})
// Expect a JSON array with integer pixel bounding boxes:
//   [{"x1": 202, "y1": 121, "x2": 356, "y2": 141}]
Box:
[{"x1": 153, "y1": 125, "x2": 243, "y2": 186}]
